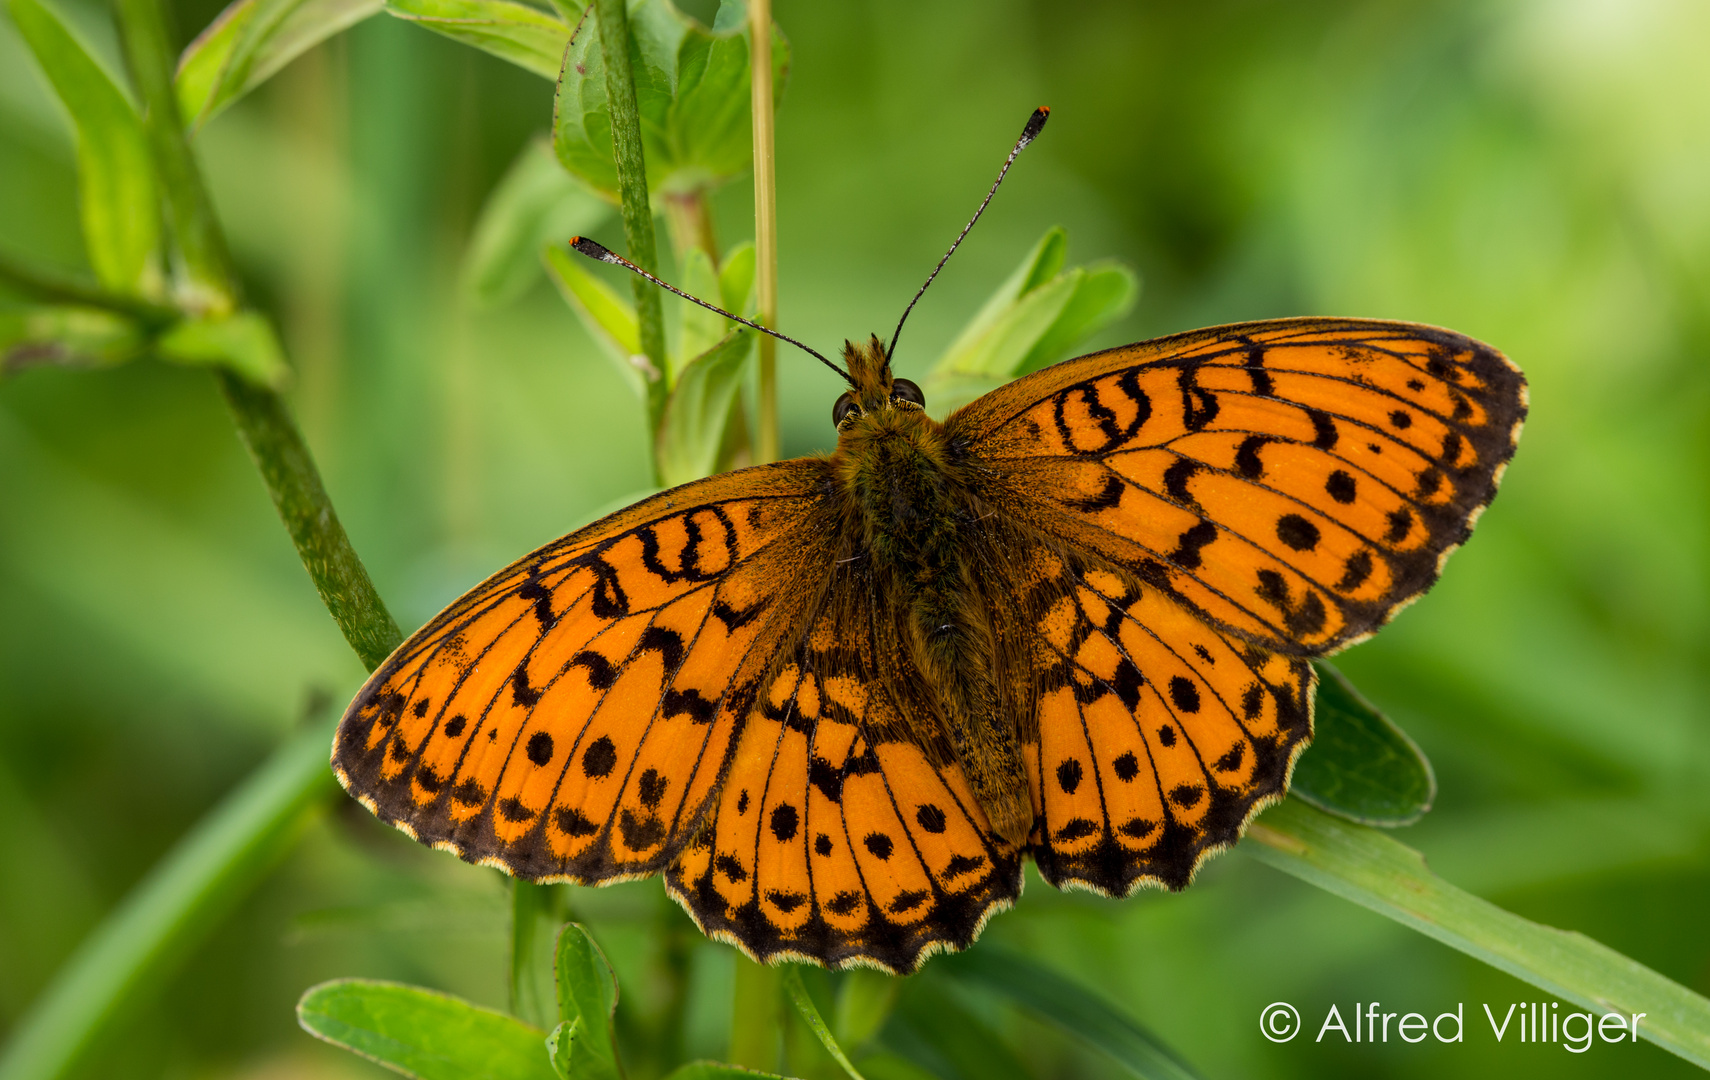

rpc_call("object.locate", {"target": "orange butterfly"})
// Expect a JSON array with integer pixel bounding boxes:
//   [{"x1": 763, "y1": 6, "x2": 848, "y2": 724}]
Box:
[{"x1": 334, "y1": 110, "x2": 1525, "y2": 973}]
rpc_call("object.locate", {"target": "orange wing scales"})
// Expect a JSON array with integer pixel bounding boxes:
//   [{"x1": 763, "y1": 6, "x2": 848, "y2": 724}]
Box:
[
  {"x1": 334, "y1": 465, "x2": 832, "y2": 883},
  {"x1": 665, "y1": 597, "x2": 1023, "y2": 973},
  {"x1": 957, "y1": 319, "x2": 1527, "y2": 656},
  {"x1": 1017, "y1": 547, "x2": 1312, "y2": 894}
]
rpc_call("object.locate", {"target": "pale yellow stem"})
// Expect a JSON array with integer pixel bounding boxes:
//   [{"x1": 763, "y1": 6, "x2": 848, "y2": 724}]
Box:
[{"x1": 749, "y1": 0, "x2": 779, "y2": 464}]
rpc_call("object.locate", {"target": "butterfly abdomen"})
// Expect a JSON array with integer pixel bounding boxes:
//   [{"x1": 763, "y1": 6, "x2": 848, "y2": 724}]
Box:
[{"x1": 831, "y1": 402, "x2": 1032, "y2": 844}]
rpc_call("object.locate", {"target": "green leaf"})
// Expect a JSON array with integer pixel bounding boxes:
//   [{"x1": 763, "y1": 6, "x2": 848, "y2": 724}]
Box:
[
  {"x1": 9, "y1": 0, "x2": 160, "y2": 295},
  {"x1": 1245, "y1": 799, "x2": 1710, "y2": 1071},
  {"x1": 464, "y1": 137, "x2": 610, "y2": 308},
  {"x1": 1011, "y1": 260, "x2": 1138, "y2": 376},
  {"x1": 717, "y1": 239, "x2": 755, "y2": 315},
  {"x1": 385, "y1": 0, "x2": 571, "y2": 80},
  {"x1": 662, "y1": 1064, "x2": 794, "y2": 1080},
  {"x1": 922, "y1": 227, "x2": 1138, "y2": 413},
  {"x1": 155, "y1": 310, "x2": 289, "y2": 387},
  {"x1": 543, "y1": 243, "x2": 654, "y2": 399},
  {"x1": 655, "y1": 327, "x2": 753, "y2": 486},
  {"x1": 0, "y1": 306, "x2": 145, "y2": 373},
  {"x1": 1289, "y1": 661, "x2": 1437, "y2": 826},
  {"x1": 175, "y1": 0, "x2": 383, "y2": 129},
  {"x1": 941, "y1": 947, "x2": 1201, "y2": 1080},
  {"x1": 552, "y1": 0, "x2": 789, "y2": 200},
  {"x1": 782, "y1": 968, "x2": 865, "y2": 1080},
  {"x1": 297, "y1": 980, "x2": 559, "y2": 1080},
  {"x1": 552, "y1": 924, "x2": 621, "y2": 1080}
]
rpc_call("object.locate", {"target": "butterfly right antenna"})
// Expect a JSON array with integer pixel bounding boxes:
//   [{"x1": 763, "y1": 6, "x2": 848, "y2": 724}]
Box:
[
  {"x1": 886, "y1": 106, "x2": 1050, "y2": 363},
  {"x1": 567, "y1": 237, "x2": 855, "y2": 387}
]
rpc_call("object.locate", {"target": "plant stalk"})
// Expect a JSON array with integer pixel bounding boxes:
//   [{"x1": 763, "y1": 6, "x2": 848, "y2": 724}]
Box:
[
  {"x1": 218, "y1": 374, "x2": 404, "y2": 669},
  {"x1": 593, "y1": 0, "x2": 667, "y2": 460},
  {"x1": 111, "y1": 0, "x2": 237, "y2": 314},
  {"x1": 748, "y1": 0, "x2": 778, "y2": 463}
]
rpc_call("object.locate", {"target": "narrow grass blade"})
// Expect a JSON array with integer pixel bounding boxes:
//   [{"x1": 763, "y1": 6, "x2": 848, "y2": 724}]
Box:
[
  {"x1": 941, "y1": 946, "x2": 1202, "y2": 1080},
  {"x1": 1245, "y1": 798, "x2": 1710, "y2": 1069},
  {"x1": 297, "y1": 979, "x2": 558, "y2": 1080},
  {"x1": 782, "y1": 968, "x2": 865, "y2": 1080}
]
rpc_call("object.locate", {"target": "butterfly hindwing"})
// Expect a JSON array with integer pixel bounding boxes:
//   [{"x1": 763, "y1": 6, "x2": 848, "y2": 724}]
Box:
[
  {"x1": 1015, "y1": 545, "x2": 1312, "y2": 893},
  {"x1": 665, "y1": 578, "x2": 1024, "y2": 972},
  {"x1": 954, "y1": 318, "x2": 1527, "y2": 655},
  {"x1": 334, "y1": 462, "x2": 833, "y2": 881}
]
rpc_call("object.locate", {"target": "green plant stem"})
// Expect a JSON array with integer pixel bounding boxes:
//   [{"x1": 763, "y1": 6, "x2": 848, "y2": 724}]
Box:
[
  {"x1": 1246, "y1": 798, "x2": 1710, "y2": 1069},
  {"x1": 747, "y1": 0, "x2": 778, "y2": 464},
  {"x1": 0, "y1": 717, "x2": 341, "y2": 1080},
  {"x1": 219, "y1": 373, "x2": 404, "y2": 669},
  {"x1": 111, "y1": 0, "x2": 237, "y2": 313},
  {"x1": 0, "y1": 253, "x2": 175, "y2": 326},
  {"x1": 729, "y1": 957, "x2": 782, "y2": 1072},
  {"x1": 510, "y1": 881, "x2": 565, "y2": 1029},
  {"x1": 592, "y1": 0, "x2": 666, "y2": 455}
]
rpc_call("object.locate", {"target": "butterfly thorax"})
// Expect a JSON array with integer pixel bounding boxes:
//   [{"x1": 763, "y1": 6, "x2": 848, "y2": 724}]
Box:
[{"x1": 827, "y1": 337, "x2": 1033, "y2": 845}]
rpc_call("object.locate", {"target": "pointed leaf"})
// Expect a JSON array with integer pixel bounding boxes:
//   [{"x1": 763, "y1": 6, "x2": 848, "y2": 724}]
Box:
[
  {"x1": 543, "y1": 243, "x2": 653, "y2": 400},
  {"x1": 176, "y1": 0, "x2": 383, "y2": 129},
  {"x1": 10, "y1": 0, "x2": 160, "y2": 294},
  {"x1": 941, "y1": 947, "x2": 1201, "y2": 1080},
  {"x1": 297, "y1": 979, "x2": 559, "y2": 1080},
  {"x1": 552, "y1": 924, "x2": 620, "y2": 1080},
  {"x1": 933, "y1": 226, "x2": 1066, "y2": 367},
  {"x1": 1, "y1": 306, "x2": 144, "y2": 373},
  {"x1": 155, "y1": 310, "x2": 289, "y2": 387},
  {"x1": 464, "y1": 136, "x2": 609, "y2": 308},
  {"x1": 656, "y1": 327, "x2": 752, "y2": 485},
  {"x1": 385, "y1": 0, "x2": 571, "y2": 79},
  {"x1": 1012, "y1": 260, "x2": 1138, "y2": 376},
  {"x1": 552, "y1": 0, "x2": 789, "y2": 200},
  {"x1": 1289, "y1": 661, "x2": 1437, "y2": 826}
]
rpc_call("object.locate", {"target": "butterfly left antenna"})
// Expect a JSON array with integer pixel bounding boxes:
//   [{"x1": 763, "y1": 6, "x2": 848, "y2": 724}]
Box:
[
  {"x1": 568, "y1": 237, "x2": 855, "y2": 386},
  {"x1": 887, "y1": 107, "x2": 1050, "y2": 363}
]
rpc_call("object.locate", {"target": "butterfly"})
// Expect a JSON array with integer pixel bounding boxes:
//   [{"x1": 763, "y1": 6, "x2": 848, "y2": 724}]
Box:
[{"x1": 333, "y1": 109, "x2": 1526, "y2": 973}]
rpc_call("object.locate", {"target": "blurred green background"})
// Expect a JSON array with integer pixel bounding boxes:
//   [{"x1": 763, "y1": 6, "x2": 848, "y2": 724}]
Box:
[{"x1": 3, "y1": 0, "x2": 1709, "y2": 1077}]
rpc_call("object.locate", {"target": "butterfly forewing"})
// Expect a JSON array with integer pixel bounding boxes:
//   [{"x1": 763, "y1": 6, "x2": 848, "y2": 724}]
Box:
[
  {"x1": 334, "y1": 463, "x2": 833, "y2": 881},
  {"x1": 955, "y1": 318, "x2": 1527, "y2": 656}
]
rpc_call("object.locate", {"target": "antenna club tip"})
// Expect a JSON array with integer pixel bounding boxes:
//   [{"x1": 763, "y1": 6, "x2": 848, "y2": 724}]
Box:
[
  {"x1": 1020, "y1": 107, "x2": 1050, "y2": 145},
  {"x1": 569, "y1": 235, "x2": 612, "y2": 260}
]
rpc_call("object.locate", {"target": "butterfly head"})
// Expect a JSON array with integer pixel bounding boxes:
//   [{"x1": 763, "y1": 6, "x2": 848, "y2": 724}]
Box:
[{"x1": 832, "y1": 335, "x2": 925, "y2": 431}]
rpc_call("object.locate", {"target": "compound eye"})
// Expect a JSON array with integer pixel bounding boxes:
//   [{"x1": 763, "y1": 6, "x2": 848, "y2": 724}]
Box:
[
  {"x1": 832, "y1": 392, "x2": 860, "y2": 428},
  {"x1": 891, "y1": 378, "x2": 926, "y2": 407}
]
